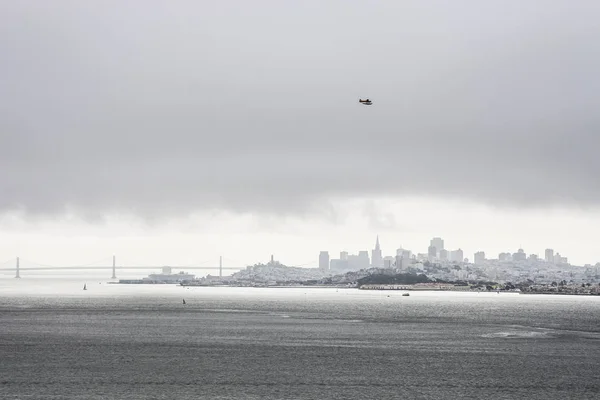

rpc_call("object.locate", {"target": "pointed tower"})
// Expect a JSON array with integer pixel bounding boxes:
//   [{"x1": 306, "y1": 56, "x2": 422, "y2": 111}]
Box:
[{"x1": 371, "y1": 235, "x2": 383, "y2": 268}]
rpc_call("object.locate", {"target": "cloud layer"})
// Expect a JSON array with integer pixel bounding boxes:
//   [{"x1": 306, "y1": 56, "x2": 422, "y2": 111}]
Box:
[{"x1": 2, "y1": 1, "x2": 599, "y2": 217}]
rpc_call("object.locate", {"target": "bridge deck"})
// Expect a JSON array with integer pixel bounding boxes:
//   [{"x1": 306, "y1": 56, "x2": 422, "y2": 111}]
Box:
[{"x1": 0, "y1": 266, "x2": 243, "y2": 271}]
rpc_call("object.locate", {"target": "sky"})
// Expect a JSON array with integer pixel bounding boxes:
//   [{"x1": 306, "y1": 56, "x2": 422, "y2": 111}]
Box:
[{"x1": 1, "y1": 0, "x2": 600, "y2": 270}]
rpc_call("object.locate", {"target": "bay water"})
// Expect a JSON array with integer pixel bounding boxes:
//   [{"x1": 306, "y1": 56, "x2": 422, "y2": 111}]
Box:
[{"x1": 1, "y1": 278, "x2": 599, "y2": 399}]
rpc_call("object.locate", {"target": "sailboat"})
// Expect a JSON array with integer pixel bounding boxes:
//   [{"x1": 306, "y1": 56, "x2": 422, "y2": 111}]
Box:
[
  {"x1": 182, "y1": 299, "x2": 186, "y2": 304},
  {"x1": 83, "y1": 284, "x2": 87, "y2": 291}
]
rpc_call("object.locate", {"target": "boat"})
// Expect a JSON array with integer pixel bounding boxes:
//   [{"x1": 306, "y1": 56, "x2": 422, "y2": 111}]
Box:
[
  {"x1": 83, "y1": 284, "x2": 87, "y2": 291},
  {"x1": 182, "y1": 299, "x2": 186, "y2": 304},
  {"x1": 402, "y1": 292, "x2": 409, "y2": 296}
]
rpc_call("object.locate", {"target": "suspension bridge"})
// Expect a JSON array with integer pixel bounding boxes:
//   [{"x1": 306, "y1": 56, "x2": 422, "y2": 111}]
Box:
[
  {"x1": 0, "y1": 256, "x2": 247, "y2": 279},
  {"x1": 0, "y1": 256, "x2": 317, "y2": 279}
]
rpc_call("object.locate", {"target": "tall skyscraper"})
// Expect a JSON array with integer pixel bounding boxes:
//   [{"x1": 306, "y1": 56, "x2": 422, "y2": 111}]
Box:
[
  {"x1": 439, "y1": 249, "x2": 449, "y2": 261},
  {"x1": 349, "y1": 251, "x2": 370, "y2": 270},
  {"x1": 396, "y1": 249, "x2": 413, "y2": 271},
  {"x1": 474, "y1": 251, "x2": 486, "y2": 265},
  {"x1": 545, "y1": 249, "x2": 554, "y2": 263},
  {"x1": 371, "y1": 236, "x2": 383, "y2": 268},
  {"x1": 428, "y1": 245, "x2": 437, "y2": 259},
  {"x1": 450, "y1": 249, "x2": 464, "y2": 263},
  {"x1": 358, "y1": 251, "x2": 370, "y2": 269},
  {"x1": 319, "y1": 251, "x2": 330, "y2": 272},
  {"x1": 383, "y1": 256, "x2": 394, "y2": 268},
  {"x1": 430, "y1": 237, "x2": 444, "y2": 256},
  {"x1": 340, "y1": 251, "x2": 348, "y2": 260},
  {"x1": 512, "y1": 248, "x2": 526, "y2": 262}
]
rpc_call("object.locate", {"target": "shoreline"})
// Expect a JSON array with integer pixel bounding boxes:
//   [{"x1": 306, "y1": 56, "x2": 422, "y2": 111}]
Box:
[{"x1": 103, "y1": 281, "x2": 600, "y2": 296}]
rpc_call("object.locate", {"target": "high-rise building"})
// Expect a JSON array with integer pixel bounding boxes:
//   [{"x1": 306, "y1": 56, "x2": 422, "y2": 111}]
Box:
[
  {"x1": 395, "y1": 249, "x2": 412, "y2": 271},
  {"x1": 554, "y1": 253, "x2": 568, "y2": 265},
  {"x1": 439, "y1": 249, "x2": 449, "y2": 261},
  {"x1": 474, "y1": 251, "x2": 486, "y2": 265},
  {"x1": 450, "y1": 249, "x2": 464, "y2": 263},
  {"x1": 358, "y1": 251, "x2": 370, "y2": 267},
  {"x1": 340, "y1": 251, "x2": 348, "y2": 261},
  {"x1": 348, "y1": 252, "x2": 370, "y2": 271},
  {"x1": 512, "y1": 248, "x2": 526, "y2": 262},
  {"x1": 383, "y1": 256, "x2": 394, "y2": 268},
  {"x1": 545, "y1": 249, "x2": 554, "y2": 263},
  {"x1": 428, "y1": 245, "x2": 437, "y2": 259},
  {"x1": 330, "y1": 258, "x2": 348, "y2": 273},
  {"x1": 371, "y1": 236, "x2": 383, "y2": 268},
  {"x1": 430, "y1": 237, "x2": 444, "y2": 255},
  {"x1": 319, "y1": 251, "x2": 330, "y2": 272}
]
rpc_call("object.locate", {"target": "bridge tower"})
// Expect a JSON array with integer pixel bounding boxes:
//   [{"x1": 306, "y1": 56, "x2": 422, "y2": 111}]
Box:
[
  {"x1": 111, "y1": 255, "x2": 117, "y2": 279},
  {"x1": 219, "y1": 256, "x2": 222, "y2": 277},
  {"x1": 15, "y1": 257, "x2": 20, "y2": 278}
]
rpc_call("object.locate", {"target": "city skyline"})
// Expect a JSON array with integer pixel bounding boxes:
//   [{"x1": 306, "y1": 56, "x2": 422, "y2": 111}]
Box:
[
  {"x1": 318, "y1": 234, "x2": 587, "y2": 270},
  {"x1": 1, "y1": 205, "x2": 599, "y2": 271}
]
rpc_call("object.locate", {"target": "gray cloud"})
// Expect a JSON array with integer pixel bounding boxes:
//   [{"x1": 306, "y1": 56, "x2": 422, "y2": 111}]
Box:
[{"x1": 1, "y1": 0, "x2": 600, "y2": 218}]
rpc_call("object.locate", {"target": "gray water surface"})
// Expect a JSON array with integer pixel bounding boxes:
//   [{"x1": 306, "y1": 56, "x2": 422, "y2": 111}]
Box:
[{"x1": 1, "y1": 281, "x2": 599, "y2": 399}]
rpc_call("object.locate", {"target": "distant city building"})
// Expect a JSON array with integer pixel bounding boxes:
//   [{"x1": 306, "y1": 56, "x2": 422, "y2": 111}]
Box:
[
  {"x1": 439, "y1": 249, "x2": 449, "y2": 261},
  {"x1": 545, "y1": 249, "x2": 554, "y2": 263},
  {"x1": 417, "y1": 253, "x2": 428, "y2": 262},
  {"x1": 358, "y1": 251, "x2": 370, "y2": 266},
  {"x1": 430, "y1": 237, "x2": 444, "y2": 255},
  {"x1": 319, "y1": 251, "x2": 330, "y2": 272},
  {"x1": 395, "y1": 254, "x2": 402, "y2": 270},
  {"x1": 340, "y1": 251, "x2": 348, "y2": 261},
  {"x1": 554, "y1": 253, "x2": 568, "y2": 265},
  {"x1": 383, "y1": 256, "x2": 394, "y2": 268},
  {"x1": 403, "y1": 253, "x2": 413, "y2": 269},
  {"x1": 450, "y1": 249, "x2": 464, "y2": 263},
  {"x1": 474, "y1": 251, "x2": 486, "y2": 265},
  {"x1": 393, "y1": 249, "x2": 413, "y2": 271},
  {"x1": 428, "y1": 245, "x2": 437, "y2": 259},
  {"x1": 371, "y1": 236, "x2": 383, "y2": 268},
  {"x1": 512, "y1": 248, "x2": 526, "y2": 262},
  {"x1": 348, "y1": 256, "x2": 363, "y2": 271},
  {"x1": 330, "y1": 258, "x2": 348, "y2": 273},
  {"x1": 144, "y1": 267, "x2": 195, "y2": 283},
  {"x1": 499, "y1": 252, "x2": 511, "y2": 261},
  {"x1": 345, "y1": 251, "x2": 370, "y2": 271}
]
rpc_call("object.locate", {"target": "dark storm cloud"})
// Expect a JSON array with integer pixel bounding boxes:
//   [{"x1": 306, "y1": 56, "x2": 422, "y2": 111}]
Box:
[{"x1": 1, "y1": 0, "x2": 599, "y2": 217}]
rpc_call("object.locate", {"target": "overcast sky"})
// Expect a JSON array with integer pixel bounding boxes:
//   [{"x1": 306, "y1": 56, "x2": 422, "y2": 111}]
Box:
[{"x1": 1, "y1": 1, "x2": 600, "y2": 268}]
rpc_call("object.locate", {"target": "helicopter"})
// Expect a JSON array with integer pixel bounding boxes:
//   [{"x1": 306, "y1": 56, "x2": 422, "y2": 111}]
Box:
[{"x1": 359, "y1": 98, "x2": 372, "y2": 105}]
